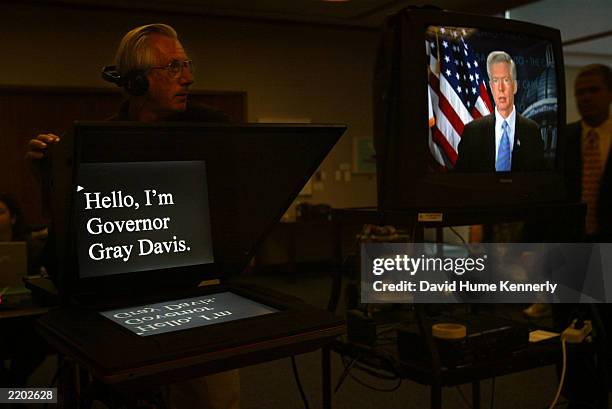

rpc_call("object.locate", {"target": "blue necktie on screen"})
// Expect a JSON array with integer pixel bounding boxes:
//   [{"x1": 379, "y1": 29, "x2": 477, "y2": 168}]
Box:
[{"x1": 496, "y1": 120, "x2": 511, "y2": 172}]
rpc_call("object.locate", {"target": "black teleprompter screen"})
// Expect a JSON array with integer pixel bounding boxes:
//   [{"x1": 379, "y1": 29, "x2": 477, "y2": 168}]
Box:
[
  {"x1": 100, "y1": 292, "x2": 278, "y2": 336},
  {"x1": 75, "y1": 161, "x2": 214, "y2": 278}
]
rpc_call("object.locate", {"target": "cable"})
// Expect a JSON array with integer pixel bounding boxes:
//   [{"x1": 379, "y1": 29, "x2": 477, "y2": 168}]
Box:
[
  {"x1": 334, "y1": 356, "x2": 360, "y2": 393},
  {"x1": 338, "y1": 354, "x2": 402, "y2": 392},
  {"x1": 455, "y1": 386, "x2": 472, "y2": 409},
  {"x1": 455, "y1": 378, "x2": 495, "y2": 409},
  {"x1": 44, "y1": 356, "x2": 68, "y2": 409},
  {"x1": 352, "y1": 361, "x2": 397, "y2": 381},
  {"x1": 548, "y1": 337, "x2": 567, "y2": 409},
  {"x1": 290, "y1": 355, "x2": 310, "y2": 409},
  {"x1": 327, "y1": 234, "x2": 361, "y2": 313},
  {"x1": 549, "y1": 399, "x2": 570, "y2": 408},
  {"x1": 448, "y1": 226, "x2": 468, "y2": 246},
  {"x1": 348, "y1": 373, "x2": 402, "y2": 393},
  {"x1": 335, "y1": 351, "x2": 398, "y2": 392},
  {"x1": 410, "y1": 213, "x2": 418, "y2": 242},
  {"x1": 490, "y1": 377, "x2": 496, "y2": 409}
]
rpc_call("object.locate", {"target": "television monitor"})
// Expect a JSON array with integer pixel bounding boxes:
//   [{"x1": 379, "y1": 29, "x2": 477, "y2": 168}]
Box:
[{"x1": 374, "y1": 9, "x2": 567, "y2": 210}]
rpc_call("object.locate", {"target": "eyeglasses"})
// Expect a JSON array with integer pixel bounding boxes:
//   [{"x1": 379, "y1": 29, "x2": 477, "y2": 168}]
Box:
[{"x1": 150, "y1": 59, "x2": 194, "y2": 78}]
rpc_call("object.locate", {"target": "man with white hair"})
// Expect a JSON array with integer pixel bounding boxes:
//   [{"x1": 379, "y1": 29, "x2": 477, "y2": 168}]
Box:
[
  {"x1": 26, "y1": 24, "x2": 238, "y2": 409},
  {"x1": 27, "y1": 23, "x2": 227, "y2": 158},
  {"x1": 454, "y1": 50, "x2": 545, "y2": 172}
]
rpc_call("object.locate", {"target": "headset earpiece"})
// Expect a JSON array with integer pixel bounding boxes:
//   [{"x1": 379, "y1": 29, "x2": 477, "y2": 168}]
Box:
[
  {"x1": 101, "y1": 66, "x2": 122, "y2": 85},
  {"x1": 122, "y1": 70, "x2": 149, "y2": 96},
  {"x1": 101, "y1": 65, "x2": 149, "y2": 96}
]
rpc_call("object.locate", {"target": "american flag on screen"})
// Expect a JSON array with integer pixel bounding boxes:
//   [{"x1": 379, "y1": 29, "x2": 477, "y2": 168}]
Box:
[{"x1": 426, "y1": 27, "x2": 494, "y2": 169}]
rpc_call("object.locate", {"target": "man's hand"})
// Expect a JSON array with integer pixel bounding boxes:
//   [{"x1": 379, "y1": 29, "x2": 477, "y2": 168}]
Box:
[{"x1": 26, "y1": 133, "x2": 61, "y2": 160}]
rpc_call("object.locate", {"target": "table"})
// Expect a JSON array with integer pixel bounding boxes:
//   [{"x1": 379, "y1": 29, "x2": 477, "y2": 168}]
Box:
[
  {"x1": 327, "y1": 206, "x2": 572, "y2": 408},
  {"x1": 0, "y1": 276, "x2": 56, "y2": 339},
  {"x1": 333, "y1": 325, "x2": 561, "y2": 409}
]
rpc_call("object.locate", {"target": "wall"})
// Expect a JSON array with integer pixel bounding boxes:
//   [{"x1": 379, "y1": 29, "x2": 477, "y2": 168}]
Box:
[
  {"x1": 509, "y1": 0, "x2": 612, "y2": 68},
  {"x1": 1, "y1": 3, "x2": 379, "y2": 215},
  {"x1": 3, "y1": 2, "x2": 596, "y2": 221},
  {"x1": 565, "y1": 66, "x2": 580, "y2": 124}
]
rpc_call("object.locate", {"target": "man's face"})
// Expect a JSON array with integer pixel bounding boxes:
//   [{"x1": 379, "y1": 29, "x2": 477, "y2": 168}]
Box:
[
  {"x1": 145, "y1": 34, "x2": 194, "y2": 115},
  {"x1": 489, "y1": 62, "x2": 517, "y2": 118},
  {"x1": 574, "y1": 73, "x2": 611, "y2": 126}
]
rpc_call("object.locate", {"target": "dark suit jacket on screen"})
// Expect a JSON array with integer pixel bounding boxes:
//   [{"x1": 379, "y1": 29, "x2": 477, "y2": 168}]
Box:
[
  {"x1": 454, "y1": 113, "x2": 545, "y2": 172},
  {"x1": 564, "y1": 121, "x2": 612, "y2": 240}
]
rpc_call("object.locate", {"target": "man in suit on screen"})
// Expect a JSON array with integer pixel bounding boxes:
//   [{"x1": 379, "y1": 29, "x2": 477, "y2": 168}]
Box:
[{"x1": 454, "y1": 51, "x2": 545, "y2": 172}]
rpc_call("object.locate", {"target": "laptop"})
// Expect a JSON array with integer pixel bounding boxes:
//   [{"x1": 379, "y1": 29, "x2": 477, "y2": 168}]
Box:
[
  {"x1": 0, "y1": 242, "x2": 27, "y2": 287},
  {"x1": 38, "y1": 122, "x2": 346, "y2": 381},
  {"x1": 0, "y1": 241, "x2": 31, "y2": 306}
]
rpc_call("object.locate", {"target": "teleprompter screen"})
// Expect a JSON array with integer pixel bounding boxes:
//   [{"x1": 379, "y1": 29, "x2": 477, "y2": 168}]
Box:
[
  {"x1": 75, "y1": 161, "x2": 214, "y2": 278},
  {"x1": 100, "y1": 292, "x2": 278, "y2": 336}
]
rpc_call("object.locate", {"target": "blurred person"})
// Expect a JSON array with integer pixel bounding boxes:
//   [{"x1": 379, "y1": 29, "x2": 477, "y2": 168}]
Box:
[
  {"x1": 565, "y1": 63, "x2": 612, "y2": 240},
  {"x1": 0, "y1": 192, "x2": 46, "y2": 274},
  {"x1": 553, "y1": 63, "x2": 612, "y2": 409},
  {"x1": 0, "y1": 193, "x2": 27, "y2": 243},
  {"x1": 0, "y1": 193, "x2": 47, "y2": 388}
]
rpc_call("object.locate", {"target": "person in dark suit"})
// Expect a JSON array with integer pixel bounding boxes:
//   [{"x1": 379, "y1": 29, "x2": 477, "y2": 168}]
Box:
[
  {"x1": 455, "y1": 51, "x2": 545, "y2": 172},
  {"x1": 564, "y1": 64, "x2": 612, "y2": 241},
  {"x1": 553, "y1": 64, "x2": 611, "y2": 409}
]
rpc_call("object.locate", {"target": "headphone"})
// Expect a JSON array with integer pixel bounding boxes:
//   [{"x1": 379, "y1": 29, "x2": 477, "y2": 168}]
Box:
[{"x1": 101, "y1": 65, "x2": 149, "y2": 96}]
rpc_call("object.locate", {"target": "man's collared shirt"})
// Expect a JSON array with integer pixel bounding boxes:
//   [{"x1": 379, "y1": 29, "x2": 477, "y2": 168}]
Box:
[
  {"x1": 581, "y1": 114, "x2": 612, "y2": 166},
  {"x1": 494, "y1": 105, "x2": 516, "y2": 169}
]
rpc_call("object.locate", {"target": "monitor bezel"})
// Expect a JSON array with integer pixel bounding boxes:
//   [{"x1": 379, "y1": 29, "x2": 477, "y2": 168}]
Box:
[{"x1": 376, "y1": 9, "x2": 567, "y2": 211}]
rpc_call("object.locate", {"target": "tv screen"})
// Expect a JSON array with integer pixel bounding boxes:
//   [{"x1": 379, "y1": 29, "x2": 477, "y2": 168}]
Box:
[
  {"x1": 426, "y1": 26, "x2": 557, "y2": 173},
  {"x1": 374, "y1": 9, "x2": 567, "y2": 210}
]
